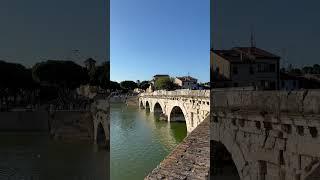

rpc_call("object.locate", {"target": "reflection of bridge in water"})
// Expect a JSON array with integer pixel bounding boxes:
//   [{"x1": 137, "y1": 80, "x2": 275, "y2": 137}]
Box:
[{"x1": 0, "y1": 88, "x2": 109, "y2": 150}]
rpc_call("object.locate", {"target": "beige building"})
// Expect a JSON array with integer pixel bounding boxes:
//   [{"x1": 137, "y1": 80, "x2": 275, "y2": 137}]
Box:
[
  {"x1": 211, "y1": 47, "x2": 280, "y2": 90},
  {"x1": 174, "y1": 76, "x2": 198, "y2": 89}
]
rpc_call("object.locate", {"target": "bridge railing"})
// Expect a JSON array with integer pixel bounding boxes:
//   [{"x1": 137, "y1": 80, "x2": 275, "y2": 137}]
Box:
[{"x1": 140, "y1": 90, "x2": 210, "y2": 98}]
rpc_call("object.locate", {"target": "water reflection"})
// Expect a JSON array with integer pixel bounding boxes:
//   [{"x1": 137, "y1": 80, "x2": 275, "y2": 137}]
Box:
[
  {"x1": 111, "y1": 103, "x2": 187, "y2": 180},
  {"x1": 0, "y1": 132, "x2": 109, "y2": 180}
]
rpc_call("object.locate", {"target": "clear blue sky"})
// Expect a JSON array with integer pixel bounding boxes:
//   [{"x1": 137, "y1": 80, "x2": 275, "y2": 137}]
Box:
[
  {"x1": 0, "y1": 0, "x2": 108, "y2": 67},
  {"x1": 111, "y1": 0, "x2": 210, "y2": 83},
  {"x1": 212, "y1": 0, "x2": 320, "y2": 68}
]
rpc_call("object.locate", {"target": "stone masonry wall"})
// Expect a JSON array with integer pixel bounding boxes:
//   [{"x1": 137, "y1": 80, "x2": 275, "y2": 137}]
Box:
[{"x1": 211, "y1": 89, "x2": 320, "y2": 180}]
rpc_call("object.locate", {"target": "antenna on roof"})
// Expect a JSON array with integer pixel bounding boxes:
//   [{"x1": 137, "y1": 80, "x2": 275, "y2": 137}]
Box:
[{"x1": 250, "y1": 25, "x2": 256, "y2": 48}]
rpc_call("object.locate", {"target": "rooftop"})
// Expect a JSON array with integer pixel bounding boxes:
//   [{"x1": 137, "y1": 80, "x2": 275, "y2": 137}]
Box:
[
  {"x1": 153, "y1": 74, "x2": 169, "y2": 78},
  {"x1": 176, "y1": 76, "x2": 198, "y2": 82},
  {"x1": 213, "y1": 47, "x2": 280, "y2": 62}
]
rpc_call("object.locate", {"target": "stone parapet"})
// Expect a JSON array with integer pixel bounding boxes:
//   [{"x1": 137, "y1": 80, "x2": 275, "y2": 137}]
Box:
[
  {"x1": 141, "y1": 90, "x2": 210, "y2": 98},
  {"x1": 211, "y1": 89, "x2": 320, "y2": 115}
]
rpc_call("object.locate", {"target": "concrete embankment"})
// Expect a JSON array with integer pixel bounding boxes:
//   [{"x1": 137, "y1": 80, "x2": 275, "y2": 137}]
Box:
[{"x1": 145, "y1": 117, "x2": 210, "y2": 179}]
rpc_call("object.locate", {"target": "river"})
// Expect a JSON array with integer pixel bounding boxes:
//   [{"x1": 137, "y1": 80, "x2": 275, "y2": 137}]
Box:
[
  {"x1": 0, "y1": 132, "x2": 109, "y2": 180},
  {"x1": 110, "y1": 103, "x2": 187, "y2": 180}
]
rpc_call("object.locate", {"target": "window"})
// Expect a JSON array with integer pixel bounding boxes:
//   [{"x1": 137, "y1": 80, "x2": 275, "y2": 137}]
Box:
[
  {"x1": 270, "y1": 64, "x2": 276, "y2": 72},
  {"x1": 250, "y1": 65, "x2": 254, "y2": 74},
  {"x1": 215, "y1": 67, "x2": 220, "y2": 73},
  {"x1": 233, "y1": 66, "x2": 238, "y2": 74},
  {"x1": 270, "y1": 81, "x2": 276, "y2": 90},
  {"x1": 258, "y1": 64, "x2": 262, "y2": 72}
]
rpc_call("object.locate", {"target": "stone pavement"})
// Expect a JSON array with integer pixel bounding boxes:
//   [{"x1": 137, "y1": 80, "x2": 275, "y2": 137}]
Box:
[{"x1": 145, "y1": 117, "x2": 210, "y2": 180}]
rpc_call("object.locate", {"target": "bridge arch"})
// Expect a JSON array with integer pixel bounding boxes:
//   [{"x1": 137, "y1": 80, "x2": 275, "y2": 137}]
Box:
[
  {"x1": 153, "y1": 101, "x2": 164, "y2": 114},
  {"x1": 139, "y1": 100, "x2": 144, "y2": 109},
  {"x1": 145, "y1": 101, "x2": 150, "y2": 112},
  {"x1": 169, "y1": 106, "x2": 186, "y2": 122},
  {"x1": 211, "y1": 141, "x2": 241, "y2": 179},
  {"x1": 212, "y1": 120, "x2": 249, "y2": 179}
]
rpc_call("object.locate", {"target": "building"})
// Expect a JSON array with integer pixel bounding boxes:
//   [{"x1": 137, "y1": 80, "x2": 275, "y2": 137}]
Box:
[
  {"x1": 151, "y1": 74, "x2": 170, "y2": 84},
  {"x1": 280, "y1": 72, "x2": 300, "y2": 90},
  {"x1": 174, "y1": 76, "x2": 198, "y2": 89},
  {"x1": 211, "y1": 47, "x2": 280, "y2": 90},
  {"x1": 280, "y1": 72, "x2": 320, "y2": 90}
]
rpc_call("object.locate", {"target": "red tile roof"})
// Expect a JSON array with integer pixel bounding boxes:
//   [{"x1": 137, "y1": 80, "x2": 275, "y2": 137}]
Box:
[{"x1": 213, "y1": 47, "x2": 280, "y2": 62}]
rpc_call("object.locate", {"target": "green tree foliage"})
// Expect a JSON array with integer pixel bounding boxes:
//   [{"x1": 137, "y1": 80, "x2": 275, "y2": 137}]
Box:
[
  {"x1": 32, "y1": 60, "x2": 89, "y2": 89},
  {"x1": 110, "y1": 81, "x2": 121, "y2": 90},
  {"x1": 286, "y1": 64, "x2": 320, "y2": 75},
  {"x1": 154, "y1": 77, "x2": 178, "y2": 90},
  {"x1": 139, "y1": 80, "x2": 150, "y2": 90},
  {"x1": 313, "y1": 64, "x2": 320, "y2": 74},
  {"x1": 92, "y1": 61, "x2": 110, "y2": 89},
  {"x1": 0, "y1": 60, "x2": 35, "y2": 88},
  {"x1": 120, "y1": 80, "x2": 138, "y2": 90}
]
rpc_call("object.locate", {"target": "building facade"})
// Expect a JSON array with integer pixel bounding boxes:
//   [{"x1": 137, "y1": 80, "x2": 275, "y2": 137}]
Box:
[
  {"x1": 174, "y1": 76, "x2": 198, "y2": 89},
  {"x1": 211, "y1": 47, "x2": 280, "y2": 90}
]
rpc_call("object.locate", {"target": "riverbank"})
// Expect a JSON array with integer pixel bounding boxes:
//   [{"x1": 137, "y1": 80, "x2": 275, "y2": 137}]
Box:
[{"x1": 110, "y1": 95, "x2": 139, "y2": 106}]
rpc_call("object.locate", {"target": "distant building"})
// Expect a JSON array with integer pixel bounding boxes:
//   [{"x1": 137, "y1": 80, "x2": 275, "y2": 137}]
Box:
[
  {"x1": 211, "y1": 47, "x2": 280, "y2": 90},
  {"x1": 151, "y1": 74, "x2": 170, "y2": 84},
  {"x1": 134, "y1": 88, "x2": 144, "y2": 94},
  {"x1": 174, "y1": 76, "x2": 198, "y2": 89},
  {"x1": 280, "y1": 73, "x2": 300, "y2": 90},
  {"x1": 280, "y1": 72, "x2": 320, "y2": 90},
  {"x1": 197, "y1": 82, "x2": 210, "y2": 90}
]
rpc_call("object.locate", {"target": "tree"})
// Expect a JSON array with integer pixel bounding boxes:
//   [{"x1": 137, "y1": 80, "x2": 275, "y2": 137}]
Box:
[
  {"x1": 154, "y1": 77, "x2": 178, "y2": 90},
  {"x1": 302, "y1": 66, "x2": 313, "y2": 74},
  {"x1": 92, "y1": 61, "x2": 110, "y2": 89},
  {"x1": 120, "y1": 80, "x2": 138, "y2": 90},
  {"x1": 139, "y1": 80, "x2": 150, "y2": 90},
  {"x1": 32, "y1": 60, "x2": 89, "y2": 89},
  {"x1": 0, "y1": 61, "x2": 38, "y2": 109},
  {"x1": 110, "y1": 81, "x2": 121, "y2": 90},
  {"x1": 313, "y1": 64, "x2": 320, "y2": 74}
]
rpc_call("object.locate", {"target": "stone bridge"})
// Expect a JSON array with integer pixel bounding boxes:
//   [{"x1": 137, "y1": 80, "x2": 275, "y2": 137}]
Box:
[
  {"x1": 139, "y1": 90, "x2": 210, "y2": 133},
  {"x1": 211, "y1": 90, "x2": 320, "y2": 180},
  {"x1": 48, "y1": 89, "x2": 109, "y2": 149}
]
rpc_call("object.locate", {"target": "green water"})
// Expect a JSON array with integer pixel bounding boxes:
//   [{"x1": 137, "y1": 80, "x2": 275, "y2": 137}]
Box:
[{"x1": 110, "y1": 103, "x2": 187, "y2": 180}]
